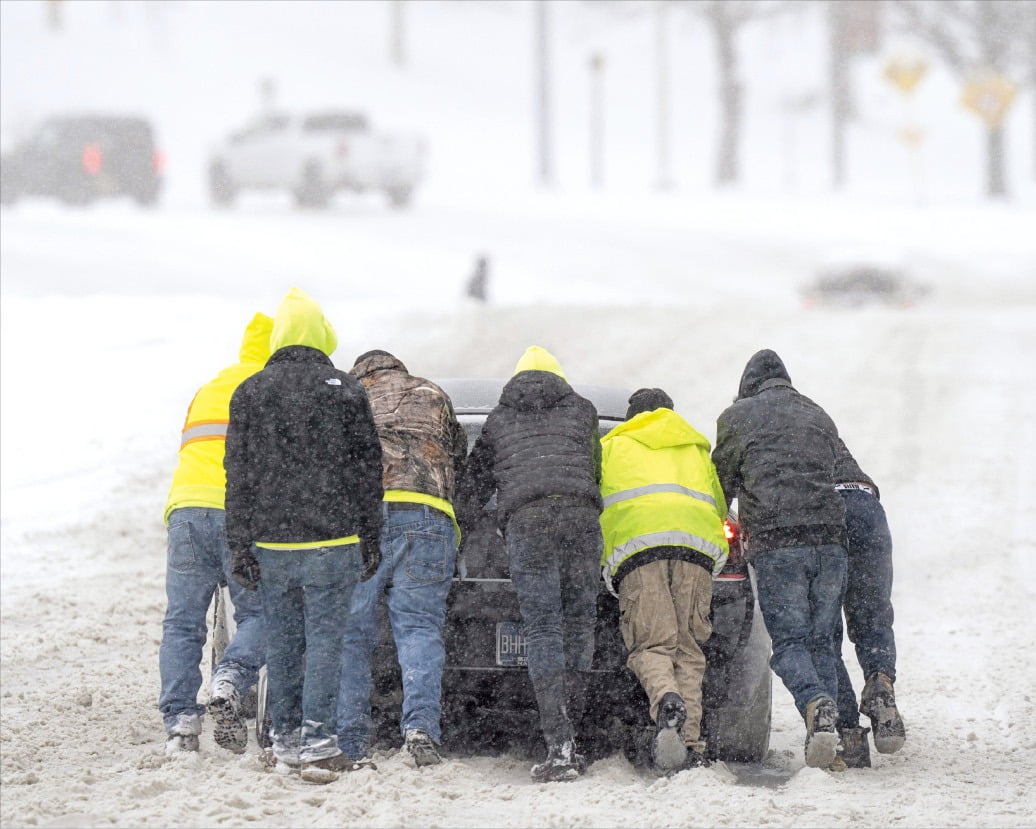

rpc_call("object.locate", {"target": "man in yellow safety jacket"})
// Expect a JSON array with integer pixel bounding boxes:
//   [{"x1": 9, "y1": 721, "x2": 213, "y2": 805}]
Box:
[
  {"x1": 158, "y1": 312, "x2": 272, "y2": 755},
  {"x1": 599, "y1": 388, "x2": 729, "y2": 773}
]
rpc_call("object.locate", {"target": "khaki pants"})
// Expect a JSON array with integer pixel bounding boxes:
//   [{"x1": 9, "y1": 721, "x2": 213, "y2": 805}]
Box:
[{"x1": 618, "y1": 558, "x2": 713, "y2": 752}]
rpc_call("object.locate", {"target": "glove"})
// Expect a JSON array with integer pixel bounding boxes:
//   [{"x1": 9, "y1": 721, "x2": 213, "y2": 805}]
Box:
[
  {"x1": 359, "y1": 537, "x2": 381, "y2": 582},
  {"x1": 231, "y1": 548, "x2": 261, "y2": 591}
]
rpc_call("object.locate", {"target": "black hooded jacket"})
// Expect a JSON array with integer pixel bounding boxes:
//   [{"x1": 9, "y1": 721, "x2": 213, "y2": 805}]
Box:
[
  {"x1": 224, "y1": 345, "x2": 384, "y2": 557},
  {"x1": 712, "y1": 349, "x2": 846, "y2": 557},
  {"x1": 457, "y1": 370, "x2": 603, "y2": 531}
]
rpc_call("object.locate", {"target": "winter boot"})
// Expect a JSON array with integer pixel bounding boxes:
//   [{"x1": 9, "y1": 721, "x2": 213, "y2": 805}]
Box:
[
  {"x1": 838, "y1": 725, "x2": 872, "y2": 768},
  {"x1": 164, "y1": 712, "x2": 201, "y2": 756},
  {"x1": 860, "y1": 672, "x2": 906, "y2": 754},
  {"x1": 405, "y1": 729, "x2": 442, "y2": 767},
  {"x1": 680, "y1": 749, "x2": 712, "y2": 771},
  {"x1": 652, "y1": 692, "x2": 688, "y2": 773},
  {"x1": 827, "y1": 755, "x2": 848, "y2": 772},
  {"x1": 803, "y1": 696, "x2": 839, "y2": 769},
  {"x1": 208, "y1": 677, "x2": 247, "y2": 754},
  {"x1": 530, "y1": 739, "x2": 584, "y2": 782},
  {"x1": 299, "y1": 753, "x2": 356, "y2": 785}
]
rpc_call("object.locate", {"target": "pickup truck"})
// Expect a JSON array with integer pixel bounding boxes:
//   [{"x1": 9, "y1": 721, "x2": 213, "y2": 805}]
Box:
[{"x1": 208, "y1": 110, "x2": 425, "y2": 209}]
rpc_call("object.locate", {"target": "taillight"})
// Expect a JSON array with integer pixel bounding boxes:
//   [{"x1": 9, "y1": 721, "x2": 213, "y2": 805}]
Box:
[
  {"x1": 723, "y1": 519, "x2": 737, "y2": 542},
  {"x1": 81, "y1": 144, "x2": 102, "y2": 175},
  {"x1": 152, "y1": 149, "x2": 165, "y2": 173}
]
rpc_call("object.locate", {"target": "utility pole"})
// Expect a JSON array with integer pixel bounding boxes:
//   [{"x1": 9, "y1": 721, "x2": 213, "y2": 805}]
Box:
[
  {"x1": 535, "y1": 2, "x2": 553, "y2": 187},
  {"x1": 655, "y1": 1, "x2": 673, "y2": 190},
  {"x1": 391, "y1": 0, "x2": 406, "y2": 68},
  {"x1": 589, "y1": 52, "x2": 606, "y2": 189}
]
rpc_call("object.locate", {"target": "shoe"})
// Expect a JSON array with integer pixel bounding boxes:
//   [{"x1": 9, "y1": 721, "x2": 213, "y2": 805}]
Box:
[
  {"x1": 164, "y1": 734, "x2": 199, "y2": 755},
  {"x1": 860, "y1": 673, "x2": 906, "y2": 754},
  {"x1": 838, "y1": 725, "x2": 872, "y2": 768},
  {"x1": 652, "y1": 692, "x2": 688, "y2": 772},
  {"x1": 803, "y1": 696, "x2": 839, "y2": 769},
  {"x1": 530, "y1": 740, "x2": 584, "y2": 782},
  {"x1": 828, "y1": 754, "x2": 848, "y2": 772},
  {"x1": 208, "y1": 678, "x2": 247, "y2": 754},
  {"x1": 299, "y1": 753, "x2": 354, "y2": 785},
  {"x1": 405, "y1": 729, "x2": 442, "y2": 767},
  {"x1": 680, "y1": 750, "x2": 712, "y2": 771}
]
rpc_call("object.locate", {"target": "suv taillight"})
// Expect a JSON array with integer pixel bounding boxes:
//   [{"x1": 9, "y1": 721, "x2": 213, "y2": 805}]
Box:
[
  {"x1": 81, "y1": 144, "x2": 102, "y2": 175},
  {"x1": 152, "y1": 150, "x2": 165, "y2": 174}
]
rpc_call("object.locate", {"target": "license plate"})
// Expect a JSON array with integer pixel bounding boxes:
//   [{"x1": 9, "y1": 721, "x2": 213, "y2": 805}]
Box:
[{"x1": 495, "y1": 621, "x2": 528, "y2": 667}]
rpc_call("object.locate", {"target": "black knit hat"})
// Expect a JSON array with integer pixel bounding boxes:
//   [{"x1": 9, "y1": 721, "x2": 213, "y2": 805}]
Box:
[{"x1": 626, "y1": 387, "x2": 674, "y2": 419}]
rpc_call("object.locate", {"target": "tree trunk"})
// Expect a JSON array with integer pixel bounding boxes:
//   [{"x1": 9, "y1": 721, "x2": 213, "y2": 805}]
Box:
[
  {"x1": 711, "y1": 15, "x2": 741, "y2": 186},
  {"x1": 986, "y1": 125, "x2": 1006, "y2": 198}
]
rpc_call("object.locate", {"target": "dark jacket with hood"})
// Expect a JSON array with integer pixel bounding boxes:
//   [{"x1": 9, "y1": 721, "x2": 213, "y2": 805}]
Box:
[
  {"x1": 224, "y1": 288, "x2": 384, "y2": 557},
  {"x1": 711, "y1": 349, "x2": 845, "y2": 558},
  {"x1": 458, "y1": 366, "x2": 602, "y2": 533},
  {"x1": 351, "y1": 350, "x2": 467, "y2": 513},
  {"x1": 833, "y1": 436, "x2": 879, "y2": 497}
]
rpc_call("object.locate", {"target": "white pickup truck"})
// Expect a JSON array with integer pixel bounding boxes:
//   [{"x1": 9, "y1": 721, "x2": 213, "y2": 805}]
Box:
[{"x1": 208, "y1": 110, "x2": 425, "y2": 209}]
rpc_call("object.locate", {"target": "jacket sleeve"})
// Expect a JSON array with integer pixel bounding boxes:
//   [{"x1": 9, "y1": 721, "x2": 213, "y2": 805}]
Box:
[
  {"x1": 590, "y1": 407, "x2": 602, "y2": 486},
  {"x1": 223, "y1": 386, "x2": 253, "y2": 558},
  {"x1": 711, "y1": 413, "x2": 742, "y2": 509},
  {"x1": 446, "y1": 399, "x2": 468, "y2": 494},
  {"x1": 349, "y1": 390, "x2": 385, "y2": 548},
  {"x1": 455, "y1": 423, "x2": 495, "y2": 533}
]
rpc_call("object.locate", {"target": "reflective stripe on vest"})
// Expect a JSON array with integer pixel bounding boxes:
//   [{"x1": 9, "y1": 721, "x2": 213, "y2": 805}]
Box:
[
  {"x1": 601, "y1": 529, "x2": 728, "y2": 594},
  {"x1": 602, "y1": 482, "x2": 717, "y2": 510},
  {"x1": 180, "y1": 420, "x2": 229, "y2": 448}
]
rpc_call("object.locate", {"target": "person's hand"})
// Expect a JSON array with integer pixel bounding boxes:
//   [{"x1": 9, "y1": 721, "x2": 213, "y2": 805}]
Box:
[
  {"x1": 359, "y1": 538, "x2": 381, "y2": 582},
  {"x1": 231, "y1": 548, "x2": 261, "y2": 591}
]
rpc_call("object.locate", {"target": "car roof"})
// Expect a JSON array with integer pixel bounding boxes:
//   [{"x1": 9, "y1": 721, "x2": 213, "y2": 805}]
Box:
[{"x1": 436, "y1": 378, "x2": 632, "y2": 423}]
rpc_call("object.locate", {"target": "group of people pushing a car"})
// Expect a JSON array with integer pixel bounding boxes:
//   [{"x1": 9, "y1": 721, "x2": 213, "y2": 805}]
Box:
[{"x1": 157, "y1": 286, "x2": 906, "y2": 784}]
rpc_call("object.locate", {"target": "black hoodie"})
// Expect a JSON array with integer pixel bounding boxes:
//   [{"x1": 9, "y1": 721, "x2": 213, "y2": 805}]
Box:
[
  {"x1": 712, "y1": 349, "x2": 846, "y2": 556},
  {"x1": 457, "y1": 370, "x2": 602, "y2": 531}
]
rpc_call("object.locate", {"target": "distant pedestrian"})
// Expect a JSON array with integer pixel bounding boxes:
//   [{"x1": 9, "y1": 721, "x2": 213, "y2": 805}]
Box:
[
  {"x1": 159, "y1": 312, "x2": 272, "y2": 756},
  {"x1": 599, "y1": 388, "x2": 729, "y2": 773},
  {"x1": 712, "y1": 349, "x2": 848, "y2": 770},
  {"x1": 337, "y1": 349, "x2": 467, "y2": 768},
  {"x1": 457, "y1": 346, "x2": 603, "y2": 782},
  {"x1": 831, "y1": 438, "x2": 906, "y2": 768},
  {"x1": 465, "y1": 254, "x2": 489, "y2": 302},
  {"x1": 224, "y1": 287, "x2": 384, "y2": 783}
]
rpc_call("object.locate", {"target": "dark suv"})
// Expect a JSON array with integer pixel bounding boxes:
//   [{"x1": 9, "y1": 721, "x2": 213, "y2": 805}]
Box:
[
  {"x1": 361, "y1": 379, "x2": 773, "y2": 765},
  {"x1": 1, "y1": 115, "x2": 163, "y2": 207}
]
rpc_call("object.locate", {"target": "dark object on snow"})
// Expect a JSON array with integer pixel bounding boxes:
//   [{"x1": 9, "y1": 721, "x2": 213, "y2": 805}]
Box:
[
  {"x1": 466, "y1": 255, "x2": 489, "y2": 302},
  {"x1": 800, "y1": 262, "x2": 930, "y2": 309},
  {"x1": 625, "y1": 387, "x2": 674, "y2": 420}
]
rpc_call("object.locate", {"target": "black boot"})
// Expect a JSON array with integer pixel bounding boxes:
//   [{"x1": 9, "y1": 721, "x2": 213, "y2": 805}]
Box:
[{"x1": 838, "y1": 725, "x2": 872, "y2": 768}]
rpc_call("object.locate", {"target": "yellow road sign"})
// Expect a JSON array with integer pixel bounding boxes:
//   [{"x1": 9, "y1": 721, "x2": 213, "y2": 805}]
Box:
[
  {"x1": 884, "y1": 54, "x2": 929, "y2": 93},
  {"x1": 962, "y1": 73, "x2": 1017, "y2": 127}
]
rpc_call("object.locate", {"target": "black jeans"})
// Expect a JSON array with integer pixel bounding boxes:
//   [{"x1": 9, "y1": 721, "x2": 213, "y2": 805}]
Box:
[
  {"x1": 835, "y1": 489, "x2": 897, "y2": 727},
  {"x1": 506, "y1": 501, "x2": 602, "y2": 747}
]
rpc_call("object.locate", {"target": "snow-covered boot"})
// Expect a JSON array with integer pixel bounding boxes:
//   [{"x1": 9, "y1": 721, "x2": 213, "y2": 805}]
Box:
[
  {"x1": 530, "y1": 739, "x2": 584, "y2": 782},
  {"x1": 405, "y1": 729, "x2": 443, "y2": 767},
  {"x1": 652, "y1": 692, "x2": 688, "y2": 772},
  {"x1": 208, "y1": 676, "x2": 247, "y2": 753},
  {"x1": 838, "y1": 725, "x2": 872, "y2": 768},
  {"x1": 859, "y1": 672, "x2": 905, "y2": 754},
  {"x1": 803, "y1": 696, "x2": 839, "y2": 768},
  {"x1": 164, "y1": 712, "x2": 201, "y2": 755}
]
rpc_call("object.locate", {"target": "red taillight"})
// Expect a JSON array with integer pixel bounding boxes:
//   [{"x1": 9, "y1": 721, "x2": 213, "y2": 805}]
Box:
[
  {"x1": 723, "y1": 519, "x2": 736, "y2": 541},
  {"x1": 152, "y1": 149, "x2": 165, "y2": 173},
  {"x1": 81, "y1": 144, "x2": 102, "y2": 175}
]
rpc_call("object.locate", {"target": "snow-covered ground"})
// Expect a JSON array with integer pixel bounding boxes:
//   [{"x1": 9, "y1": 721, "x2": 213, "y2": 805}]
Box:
[{"x1": 2, "y1": 2, "x2": 1036, "y2": 827}]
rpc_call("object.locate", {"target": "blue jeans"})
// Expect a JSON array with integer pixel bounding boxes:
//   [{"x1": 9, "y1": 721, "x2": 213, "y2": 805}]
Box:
[
  {"x1": 256, "y1": 544, "x2": 362, "y2": 763},
  {"x1": 337, "y1": 504, "x2": 457, "y2": 759},
  {"x1": 158, "y1": 508, "x2": 265, "y2": 733},
  {"x1": 507, "y1": 502, "x2": 602, "y2": 746},
  {"x1": 834, "y1": 489, "x2": 897, "y2": 726},
  {"x1": 754, "y1": 543, "x2": 848, "y2": 717}
]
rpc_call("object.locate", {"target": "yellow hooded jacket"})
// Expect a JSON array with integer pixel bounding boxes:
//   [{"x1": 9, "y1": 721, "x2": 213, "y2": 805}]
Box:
[
  {"x1": 513, "y1": 345, "x2": 567, "y2": 380},
  {"x1": 598, "y1": 408, "x2": 729, "y2": 594},
  {"x1": 163, "y1": 313, "x2": 273, "y2": 523}
]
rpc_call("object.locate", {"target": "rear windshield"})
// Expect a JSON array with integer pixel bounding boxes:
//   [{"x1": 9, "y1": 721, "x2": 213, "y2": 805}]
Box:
[
  {"x1": 303, "y1": 113, "x2": 369, "y2": 133},
  {"x1": 35, "y1": 118, "x2": 154, "y2": 147}
]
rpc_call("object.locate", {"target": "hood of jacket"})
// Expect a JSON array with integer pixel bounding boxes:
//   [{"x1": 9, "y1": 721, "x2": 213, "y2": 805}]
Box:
[
  {"x1": 269, "y1": 286, "x2": 338, "y2": 356},
  {"x1": 737, "y1": 349, "x2": 792, "y2": 399},
  {"x1": 352, "y1": 349, "x2": 408, "y2": 379},
  {"x1": 512, "y1": 345, "x2": 567, "y2": 380},
  {"x1": 603, "y1": 408, "x2": 711, "y2": 452},
  {"x1": 238, "y1": 312, "x2": 274, "y2": 365},
  {"x1": 500, "y1": 369, "x2": 573, "y2": 411}
]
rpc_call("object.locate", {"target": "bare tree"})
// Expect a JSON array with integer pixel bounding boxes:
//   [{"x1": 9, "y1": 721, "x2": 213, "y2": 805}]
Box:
[{"x1": 892, "y1": 0, "x2": 1036, "y2": 197}]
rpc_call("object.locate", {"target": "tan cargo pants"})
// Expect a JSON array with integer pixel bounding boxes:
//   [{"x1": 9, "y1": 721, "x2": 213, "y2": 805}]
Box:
[{"x1": 618, "y1": 558, "x2": 713, "y2": 752}]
